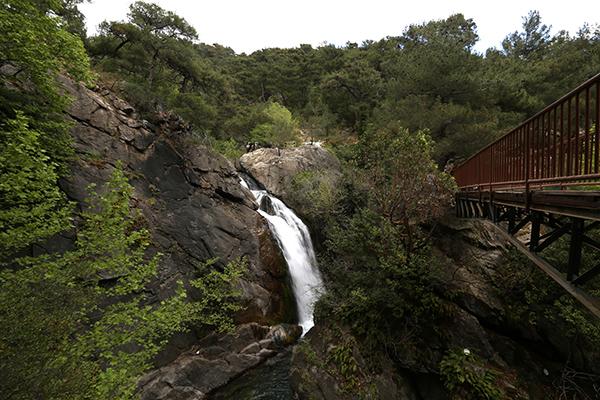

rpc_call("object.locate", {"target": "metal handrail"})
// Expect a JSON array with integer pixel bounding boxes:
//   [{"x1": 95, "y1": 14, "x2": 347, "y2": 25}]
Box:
[{"x1": 454, "y1": 72, "x2": 600, "y2": 199}]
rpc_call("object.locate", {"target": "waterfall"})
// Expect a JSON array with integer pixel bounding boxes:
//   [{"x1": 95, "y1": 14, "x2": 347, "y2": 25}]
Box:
[{"x1": 240, "y1": 176, "x2": 324, "y2": 334}]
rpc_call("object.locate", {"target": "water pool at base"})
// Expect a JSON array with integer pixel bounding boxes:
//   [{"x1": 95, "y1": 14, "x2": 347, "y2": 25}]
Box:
[{"x1": 210, "y1": 349, "x2": 293, "y2": 400}]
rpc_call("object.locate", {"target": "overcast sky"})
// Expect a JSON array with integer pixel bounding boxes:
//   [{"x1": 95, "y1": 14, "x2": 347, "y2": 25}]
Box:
[{"x1": 79, "y1": 0, "x2": 600, "y2": 55}]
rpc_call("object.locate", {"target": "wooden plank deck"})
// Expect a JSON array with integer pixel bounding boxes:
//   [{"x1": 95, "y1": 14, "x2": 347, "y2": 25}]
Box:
[{"x1": 462, "y1": 189, "x2": 600, "y2": 221}]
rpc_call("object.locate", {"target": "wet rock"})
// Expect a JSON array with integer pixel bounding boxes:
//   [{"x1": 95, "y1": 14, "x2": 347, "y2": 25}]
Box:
[
  {"x1": 137, "y1": 323, "x2": 297, "y2": 399},
  {"x1": 267, "y1": 323, "x2": 303, "y2": 347},
  {"x1": 259, "y1": 195, "x2": 276, "y2": 215}
]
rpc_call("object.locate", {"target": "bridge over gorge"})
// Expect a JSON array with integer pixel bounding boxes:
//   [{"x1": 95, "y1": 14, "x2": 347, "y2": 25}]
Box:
[{"x1": 453, "y1": 72, "x2": 600, "y2": 318}]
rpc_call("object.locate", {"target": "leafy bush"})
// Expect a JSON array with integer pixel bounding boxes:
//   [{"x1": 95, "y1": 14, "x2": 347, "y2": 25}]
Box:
[
  {"x1": 439, "y1": 349, "x2": 504, "y2": 400},
  {"x1": 249, "y1": 101, "x2": 298, "y2": 147},
  {"x1": 191, "y1": 256, "x2": 245, "y2": 333},
  {"x1": 0, "y1": 164, "x2": 244, "y2": 399},
  {"x1": 211, "y1": 137, "x2": 245, "y2": 161},
  {"x1": 0, "y1": 112, "x2": 73, "y2": 258},
  {"x1": 290, "y1": 169, "x2": 342, "y2": 234}
]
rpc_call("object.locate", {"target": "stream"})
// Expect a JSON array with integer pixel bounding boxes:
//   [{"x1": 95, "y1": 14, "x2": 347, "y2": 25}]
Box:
[
  {"x1": 210, "y1": 349, "x2": 294, "y2": 399},
  {"x1": 214, "y1": 175, "x2": 324, "y2": 399}
]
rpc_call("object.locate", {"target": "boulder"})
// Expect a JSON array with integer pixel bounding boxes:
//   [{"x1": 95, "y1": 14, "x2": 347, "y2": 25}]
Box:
[{"x1": 239, "y1": 145, "x2": 341, "y2": 203}]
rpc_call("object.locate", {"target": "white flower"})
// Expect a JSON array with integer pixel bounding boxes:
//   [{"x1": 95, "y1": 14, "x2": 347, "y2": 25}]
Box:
[{"x1": 463, "y1": 348, "x2": 471, "y2": 356}]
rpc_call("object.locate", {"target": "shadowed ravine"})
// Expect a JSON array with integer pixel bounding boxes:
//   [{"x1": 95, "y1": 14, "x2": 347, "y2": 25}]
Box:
[
  {"x1": 213, "y1": 176, "x2": 324, "y2": 399},
  {"x1": 240, "y1": 175, "x2": 324, "y2": 335}
]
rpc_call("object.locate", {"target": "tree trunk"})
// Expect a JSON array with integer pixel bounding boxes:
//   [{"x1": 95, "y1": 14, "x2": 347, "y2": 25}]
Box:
[
  {"x1": 180, "y1": 75, "x2": 190, "y2": 93},
  {"x1": 147, "y1": 48, "x2": 160, "y2": 92}
]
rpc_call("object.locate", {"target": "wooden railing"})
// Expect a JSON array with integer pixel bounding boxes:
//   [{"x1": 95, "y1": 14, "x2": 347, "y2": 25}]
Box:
[{"x1": 454, "y1": 73, "x2": 600, "y2": 195}]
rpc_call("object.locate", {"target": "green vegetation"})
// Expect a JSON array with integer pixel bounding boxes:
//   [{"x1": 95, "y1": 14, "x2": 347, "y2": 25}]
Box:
[
  {"x1": 0, "y1": 112, "x2": 73, "y2": 258},
  {"x1": 439, "y1": 349, "x2": 504, "y2": 400},
  {"x1": 1, "y1": 0, "x2": 95, "y2": 174},
  {"x1": 327, "y1": 339, "x2": 358, "y2": 380},
  {"x1": 0, "y1": 166, "x2": 244, "y2": 399},
  {"x1": 83, "y1": 4, "x2": 600, "y2": 163},
  {"x1": 191, "y1": 256, "x2": 245, "y2": 334},
  {"x1": 307, "y1": 127, "x2": 457, "y2": 365},
  {"x1": 3, "y1": 0, "x2": 600, "y2": 398},
  {"x1": 1, "y1": 3, "x2": 245, "y2": 397}
]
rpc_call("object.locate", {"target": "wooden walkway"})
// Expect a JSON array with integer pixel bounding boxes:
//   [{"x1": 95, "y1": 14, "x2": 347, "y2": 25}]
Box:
[{"x1": 454, "y1": 73, "x2": 600, "y2": 317}]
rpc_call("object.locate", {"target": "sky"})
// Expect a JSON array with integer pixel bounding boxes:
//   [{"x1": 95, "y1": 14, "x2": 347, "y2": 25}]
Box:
[{"x1": 79, "y1": 0, "x2": 600, "y2": 55}]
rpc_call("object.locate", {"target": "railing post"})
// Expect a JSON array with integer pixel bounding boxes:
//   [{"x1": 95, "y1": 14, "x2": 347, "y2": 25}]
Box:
[
  {"x1": 595, "y1": 81, "x2": 600, "y2": 174},
  {"x1": 525, "y1": 122, "x2": 531, "y2": 212},
  {"x1": 585, "y1": 87, "x2": 591, "y2": 175},
  {"x1": 530, "y1": 211, "x2": 541, "y2": 251}
]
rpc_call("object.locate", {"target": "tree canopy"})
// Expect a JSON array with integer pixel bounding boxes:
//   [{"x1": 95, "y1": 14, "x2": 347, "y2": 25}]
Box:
[
  {"x1": 85, "y1": 7, "x2": 600, "y2": 164},
  {"x1": 3, "y1": 2, "x2": 600, "y2": 397}
]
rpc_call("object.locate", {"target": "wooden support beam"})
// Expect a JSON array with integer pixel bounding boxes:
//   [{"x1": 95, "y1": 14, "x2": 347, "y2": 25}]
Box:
[
  {"x1": 567, "y1": 218, "x2": 584, "y2": 281},
  {"x1": 488, "y1": 220, "x2": 600, "y2": 319},
  {"x1": 510, "y1": 214, "x2": 532, "y2": 235},
  {"x1": 582, "y1": 235, "x2": 600, "y2": 252},
  {"x1": 533, "y1": 222, "x2": 571, "y2": 253},
  {"x1": 508, "y1": 207, "x2": 516, "y2": 233},
  {"x1": 572, "y1": 262, "x2": 600, "y2": 286},
  {"x1": 530, "y1": 211, "x2": 542, "y2": 251}
]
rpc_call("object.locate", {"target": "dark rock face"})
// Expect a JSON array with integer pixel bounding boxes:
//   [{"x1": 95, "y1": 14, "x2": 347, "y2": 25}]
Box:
[
  {"x1": 60, "y1": 77, "x2": 287, "y2": 327},
  {"x1": 45, "y1": 77, "x2": 298, "y2": 397}
]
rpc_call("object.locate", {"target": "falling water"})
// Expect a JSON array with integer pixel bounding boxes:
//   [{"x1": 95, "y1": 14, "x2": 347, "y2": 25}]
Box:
[{"x1": 240, "y1": 176, "x2": 323, "y2": 334}]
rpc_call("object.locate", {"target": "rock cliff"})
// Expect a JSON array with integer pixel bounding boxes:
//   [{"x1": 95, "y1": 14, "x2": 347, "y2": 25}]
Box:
[{"x1": 47, "y1": 77, "x2": 300, "y2": 398}]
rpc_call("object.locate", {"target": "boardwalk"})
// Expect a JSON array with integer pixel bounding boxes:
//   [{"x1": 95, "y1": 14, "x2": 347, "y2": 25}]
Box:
[{"x1": 454, "y1": 73, "x2": 600, "y2": 317}]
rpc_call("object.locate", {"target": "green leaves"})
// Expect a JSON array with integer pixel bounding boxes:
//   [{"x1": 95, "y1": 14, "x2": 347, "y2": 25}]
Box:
[
  {"x1": 127, "y1": 1, "x2": 197, "y2": 42},
  {"x1": 327, "y1": 339, "x2": 358, "y2": 380},
  {"x1": 0, "y1": 0, "x2": 93, "y2": 109},
  {"x1": 248, "y1": 101, "x2": 298, "y2": 146},
  {"x1": 0, "y1": 164, "x2": 245, "y2": 399},
  {"x1": 1, "y1": 0, "x2": 95, "y2": 180},
  {"x1": 91, "y1": 1, "x2": 198, "y2": 92},
  {"x1": 439, "y1": 349, "x2": 504, "y2": 400},
  {"x1": 0, "y1": 112, "x2": 73, "y2": 258},
  {"x1": 362, "y1": 123, "x2": 457, "y2": 254},
  {"x1": 190, "y1": 257, "x2": 245, "y2": 333}
]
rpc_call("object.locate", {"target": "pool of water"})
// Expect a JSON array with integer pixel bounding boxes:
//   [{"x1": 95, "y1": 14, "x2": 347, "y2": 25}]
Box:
[{"x1": 210, "y1": 349, "x2": 293, "y2": 400}]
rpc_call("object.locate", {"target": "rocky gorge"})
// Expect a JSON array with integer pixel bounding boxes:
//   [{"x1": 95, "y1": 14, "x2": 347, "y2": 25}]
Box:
[
  {"x1": 36, "y1": 77, "x2": 600, "y2": 399},
  {"x1": 47, "y1": 76, "x2": 307, "y2": 398}
]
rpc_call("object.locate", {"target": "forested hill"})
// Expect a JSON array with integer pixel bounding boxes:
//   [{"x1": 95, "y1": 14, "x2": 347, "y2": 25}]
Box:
[
  {"x1": 84, "y1": 5, "x2": 600, "y2": 166},
  {"x1": 2, "y1": 1, "x2": 600, "y2": 398}
]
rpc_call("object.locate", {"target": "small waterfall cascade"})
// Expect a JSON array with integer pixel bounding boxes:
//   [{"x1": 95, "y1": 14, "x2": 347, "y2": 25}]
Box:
[{"x1": 240, "y1": 175, "x2": 324, "y2": 334}]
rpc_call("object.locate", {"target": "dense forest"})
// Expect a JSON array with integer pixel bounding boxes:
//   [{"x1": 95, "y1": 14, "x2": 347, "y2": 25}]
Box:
[
  {"x1": 2, "y1": 0, "x2": 600, "y2": 398},
  {"x1": 84, "y1": 3, "x2": 600, "y2": 166}
]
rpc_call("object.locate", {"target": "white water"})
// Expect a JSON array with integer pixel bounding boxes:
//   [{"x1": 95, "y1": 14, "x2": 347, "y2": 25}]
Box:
[{"x1": 240, "y1": 177, "x2": 324, "y2": 335}]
